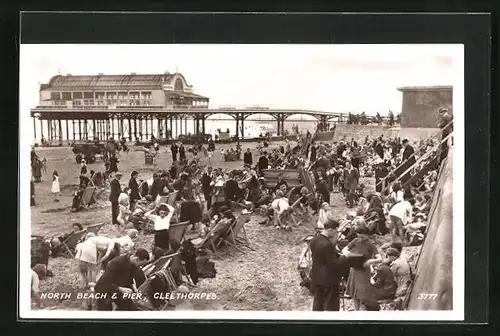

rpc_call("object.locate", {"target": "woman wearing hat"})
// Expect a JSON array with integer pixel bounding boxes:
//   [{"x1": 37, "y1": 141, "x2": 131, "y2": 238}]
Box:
[
  {"x1": 144, "y1": 203, "x2": 175, "y2": 251},
  {"x1": 343, "y1": 226, "x2": 383, "y2": 310}
]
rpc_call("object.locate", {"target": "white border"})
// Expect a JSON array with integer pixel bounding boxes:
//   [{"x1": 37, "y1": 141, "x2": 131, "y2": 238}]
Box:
[{"x1": 19, "y1": 44, "x2": 465, "y2": 321}]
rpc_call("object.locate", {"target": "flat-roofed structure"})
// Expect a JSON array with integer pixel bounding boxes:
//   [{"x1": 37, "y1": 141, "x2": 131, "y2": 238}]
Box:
[{"x1": 398, "y1": 86, "x2": 453, "y2": 128}]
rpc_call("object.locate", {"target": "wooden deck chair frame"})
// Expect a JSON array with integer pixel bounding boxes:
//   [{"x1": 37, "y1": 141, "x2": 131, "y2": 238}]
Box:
[
  {"x1": 222, "y1": 214, "x2": 254, "y2": 253},
  {"x1": 141, "y1": 252, "x2": 179, "y2": 279},
  {"x1": 80, "y1": 186, "x2": 96, "y2": 208},
  {"x1": 86, "y1": 222, "x2": 105, "y2": 235},
  {"x1": 168, "y1": 221, "x2": 190, "y2": 248},
  {"x1": 61, "y1": 229, "x2": 88, "y2": 258}
]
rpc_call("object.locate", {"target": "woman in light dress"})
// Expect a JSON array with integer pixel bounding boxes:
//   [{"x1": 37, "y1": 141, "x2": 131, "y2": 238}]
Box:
[
  {"x1": 316, "y1": 202, "x2": 331, "y2": 231},
  {"x1": 51, "y1": 171, "x2": 60, "y2": 202}
]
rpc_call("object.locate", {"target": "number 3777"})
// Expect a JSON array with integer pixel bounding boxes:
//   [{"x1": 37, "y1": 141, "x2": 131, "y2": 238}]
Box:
[{"x1": 418, "y1": 293, "x2": 438, "y2": 300}]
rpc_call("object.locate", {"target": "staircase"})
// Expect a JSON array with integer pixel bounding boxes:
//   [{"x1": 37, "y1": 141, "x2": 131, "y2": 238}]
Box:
[{"x1": 378, "y1": 120, "x2": 453, "y2": 194}]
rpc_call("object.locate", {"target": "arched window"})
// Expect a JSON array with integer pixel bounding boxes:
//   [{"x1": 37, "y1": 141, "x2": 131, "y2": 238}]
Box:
[{"x1": 174, "y1": 78, "x2": 184, "y2": 91}]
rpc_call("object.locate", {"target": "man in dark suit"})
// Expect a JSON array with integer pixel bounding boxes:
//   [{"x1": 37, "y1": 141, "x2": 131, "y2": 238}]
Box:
[
  {"x1": 109, "y1": 172, "x2": 123, "y2": 225},
  {"x1": 309, "y1": 219, "x2": 347, "y2": 311},
  {"x1": 170, "y1": 143, "x2": 178, "y2": 162},
  {"x1": 200, "y1": 166, "x2": 213, "y2": 210},
  {"x1": 243, "y1": 148, "x2": 253, "y2": 166},
  {"x1": 343, "y1": 160, "x2": 359, "y2": 208},
  {"x1": 258, "y1": 151, "x2": 269, "y2": 175},
  {"x1": 128, "y1": 170, "x2": 141, "y2": 210}
]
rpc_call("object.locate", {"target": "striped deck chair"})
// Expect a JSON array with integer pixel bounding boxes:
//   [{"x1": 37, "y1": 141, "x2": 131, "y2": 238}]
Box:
[
  {"x1": 141, "y1": 252, "x2": 179, "y2": 278},
  {"x1": 137, "y1": 252, "x2": 182, "y2": 311},
  {"x1": 222, "y1": 213, "x2": 254, "y2": 253},
  {"x1": 60, "y1": 229, "x2": 88, "y2": 258},
  {"x1": 80, "y1": 186, "x2": 96, "y2": 208},
  {"x1": 86, "y1": 223, "x2": 104, "y2": 235}
]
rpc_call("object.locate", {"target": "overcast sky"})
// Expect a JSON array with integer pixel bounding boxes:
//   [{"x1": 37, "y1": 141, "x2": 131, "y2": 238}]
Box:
[{"x1": 20, "y1": 44, "x2": 461, "y2": 116}]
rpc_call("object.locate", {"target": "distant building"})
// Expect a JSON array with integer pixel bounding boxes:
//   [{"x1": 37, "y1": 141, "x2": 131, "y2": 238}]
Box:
[
  {"x1": 398, "y1": 86, "x2": 453, "y2": 128},
  {"x1": 37, "y1": 72, "x2": 210, "y2": 109}
]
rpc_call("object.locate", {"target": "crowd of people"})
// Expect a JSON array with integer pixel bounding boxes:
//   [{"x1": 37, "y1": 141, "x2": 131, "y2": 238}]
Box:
[{"x1": 30, "y1": 108, "x2": 452, "y2": 311}]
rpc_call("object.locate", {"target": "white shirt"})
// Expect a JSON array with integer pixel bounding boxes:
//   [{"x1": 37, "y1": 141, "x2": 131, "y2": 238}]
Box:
[
  {"x1": 391, "y1": 190, "x2": 404, "y2": 203},
  {"x1": 272, "y1": 198, "x2": 289, "y2": 214},
  {"x1": 113, "y1": 235, "x2": 134, "y2": 253},
  {"x1": 389, "y1": 201, "x2": 413, "y2": 224},
  {"x1": 147, "y1": 204, "x2": 175, "y2": 231}
]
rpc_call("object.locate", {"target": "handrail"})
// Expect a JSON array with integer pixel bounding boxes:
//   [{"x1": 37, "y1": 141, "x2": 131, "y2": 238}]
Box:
[
  {"x1": 376, "y1": 120, "x2": 453, "y2": 190},
  {"x1": 380, "y1": 131, "x2": 453, "y2": 196}
]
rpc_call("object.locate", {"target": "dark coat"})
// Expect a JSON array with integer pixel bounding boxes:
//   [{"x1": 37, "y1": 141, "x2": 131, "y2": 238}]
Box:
[
  {"x1": 109, "y1": 178, "x2": 122, "y2": 203},
  {"x1": 243, "y1": 152, "x2": 253, "y2": 165},
  {"x1": 371, "y1": 262, "x2": 397, "y2": 300},
  {"x1": 310, "y1": 234, "x2": 346, "y2": 288},
  {"x1": 179, "y1": 146, "x2": 186, "y2": 160},
  {"x1": 128, "y1": 177, "x2": 141, "y2": 201},
  {"x1": 200, "y1": 173, "x2": 212, "y2": 193},
  {"x1": 402, "y1": 145, "x2": 416, "y2": 163},
  {"x1": 344, "y1": 167, "x2": 359, "y2": 191},
  {"x1": 258, "y1": 156, "x2": 269, "y2": 171},
  {"x1": 310, "y1": 146, "x2": 317, "y2": 162},
  {"x1": 109, "y1": 156, "x2": 119, "y2": 173},
  {"x1": 315, "y1": 180, "x2": 330, "y2": 204}
]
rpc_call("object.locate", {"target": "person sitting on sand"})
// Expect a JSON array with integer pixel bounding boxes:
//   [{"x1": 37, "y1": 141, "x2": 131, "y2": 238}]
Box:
[
  {"x1": 271, "y1": 190, "x2": 290, "y2": 230},
  {"x1": 49, "y1": 223, "x2": 84, "y2": 257}
]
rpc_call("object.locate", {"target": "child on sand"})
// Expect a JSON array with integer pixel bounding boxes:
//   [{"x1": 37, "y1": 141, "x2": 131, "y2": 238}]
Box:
[
  {"x1": 116, "y1": 188, "x2": 132, "y2": 236},
  {"x1": 51, "y1": 171, "x2": 60, "y2": 202}
]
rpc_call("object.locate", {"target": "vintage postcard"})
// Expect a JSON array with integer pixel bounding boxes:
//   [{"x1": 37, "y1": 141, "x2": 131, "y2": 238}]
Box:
[{"x1": 19, "y1": 43, "x2": 464, "y2": 320}]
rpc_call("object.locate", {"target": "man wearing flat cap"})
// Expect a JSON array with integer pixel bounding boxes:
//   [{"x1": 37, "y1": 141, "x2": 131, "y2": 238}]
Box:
[{"x1": 109, "y1": 172, "x2": 123, "y2": 226}]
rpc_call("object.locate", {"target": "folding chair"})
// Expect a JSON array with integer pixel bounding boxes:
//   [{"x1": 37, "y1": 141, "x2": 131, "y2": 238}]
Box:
[
  {"x1": 86, "y1": 223, "x2": 105, "y2": 235},
  {"x1": 92, "y1": 188, "x2": 106, "y2": 204},
  {"x1": 141, "y1": 252, "x2": 179, "y2": 278},
  {"x1": 79, "y1": 187, "x2": 96, "y2": 208},
  {"x1": 222, "y1": 213, "x2": 254, "y2": 253},
  {"x1": 60, "y1": 229, "x2": 88, "y2": 258},
  {"x1": 168, "y1": 221, "x2": 190, "y2": 248},
  {"x1": 138, "y1": 252, "x2": 181, "y2": 311},
  {"x1": 190, "y1": 220, "x2": 234, "y2": 254}
]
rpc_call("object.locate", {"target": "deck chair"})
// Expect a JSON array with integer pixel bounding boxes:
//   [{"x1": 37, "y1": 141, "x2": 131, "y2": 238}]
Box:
[
  {"x1": 80, "y1": 186, "x2": 96, "y2": 208},
  {"x1": 141, "y1": 252, "x2": 179, "y2": 278},
  {"x1": 168, "y1": 221, "x2": 190, "y2": 248},
  {"x1": 190, "y1": 219, "x2": 234, "y2": 253},
  {"x1": 222, "y1": 213, "x2": 254, "y2": 253},
  {"x1": 60, "y1": 229, "x2": 88, "y2": 258},
  {"x1": 86, "y1": 223, "x2": 104, "y2": 235},
  {"x1": 137, "y1": 252, "x2": 181, "y2": 311},
  {"x1": 167, "y1": 191, "x2": 179, "y2": 206}
]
